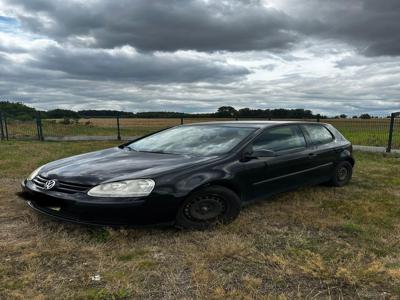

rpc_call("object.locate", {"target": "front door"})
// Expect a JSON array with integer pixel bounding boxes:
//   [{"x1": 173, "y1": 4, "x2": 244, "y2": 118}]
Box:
[{"x1": 242, "y1": 125, "x2": 314, "y2": 202}]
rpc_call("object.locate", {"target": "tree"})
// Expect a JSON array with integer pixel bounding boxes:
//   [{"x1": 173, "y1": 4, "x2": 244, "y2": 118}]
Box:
[
  {"x1": 46, "y1": 109, "x2": 80, "y2": 119},
  {"x1": 0, "y1": 101, "x2": 37, "y2": 120},
  {"x1": 360, "y1": 113, "x2": 371, "y2": 119},
  {"x1": 237, "y1": 107, "x2": 251, "y2": 117},
  {"x1": 216, "y1": 106, "x2": 237, "y2": 117},
  {"x1": 78, "y1": 110, "x2": 134, "y2": 118},
  {"x1": 1, "y1": 100, "x2": 329, "y2": 120},
  {"x1": 340, "y1": 114, "x2": 347, "y2": 119}
]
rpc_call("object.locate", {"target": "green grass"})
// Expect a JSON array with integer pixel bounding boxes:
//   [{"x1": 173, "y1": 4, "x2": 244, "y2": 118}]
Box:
[{"x1": 0, "y1": 141, "x2": 400, "y2": 299}]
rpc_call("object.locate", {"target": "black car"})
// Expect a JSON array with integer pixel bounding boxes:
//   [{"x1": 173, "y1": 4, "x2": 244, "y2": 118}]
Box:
[{"x1": 21, "y1": 121, "x2": 354, "y2": 229}]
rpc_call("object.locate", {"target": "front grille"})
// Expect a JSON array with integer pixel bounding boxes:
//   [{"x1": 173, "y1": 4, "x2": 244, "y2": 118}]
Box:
[{"x1": 32, "y1": 175, "x2": 92, "y2": 194}]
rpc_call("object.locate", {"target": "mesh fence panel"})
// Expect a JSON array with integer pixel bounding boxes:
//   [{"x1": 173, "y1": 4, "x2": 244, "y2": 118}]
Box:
[
  {"x1": 324, "y1": 118, "x2": 391, "y2": 147},
  {"x1": 42, "y1": 118, "x2": 118, "y2": 137},
  {"x1": 4, "y1": 116, "x2": 37, "y2": 140},
  {"x1": 1, "y1": 114, "x2": 399, "y2": 150}
]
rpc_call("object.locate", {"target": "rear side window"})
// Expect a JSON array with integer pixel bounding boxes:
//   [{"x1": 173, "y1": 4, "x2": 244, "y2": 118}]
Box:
[
  {"x1": 252, "y1": 125, "x2": 306, "y2": 152},
  {"x1": 301, "y1": 124, "x2": 334, "y2": 145}
]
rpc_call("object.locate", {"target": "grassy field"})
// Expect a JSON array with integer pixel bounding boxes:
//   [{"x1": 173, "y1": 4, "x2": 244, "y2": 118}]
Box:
[
  {"x1": 3, "y1": 118, "x2": 400, "y2": 149},
  {"x1": 0, "y1": 141, "x2": 400, "y2": 299}
]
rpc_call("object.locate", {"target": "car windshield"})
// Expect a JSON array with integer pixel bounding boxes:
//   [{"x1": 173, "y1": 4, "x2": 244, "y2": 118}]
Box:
[{"x1": 127, "y1": 125, "x2": 256, "y2": 156}]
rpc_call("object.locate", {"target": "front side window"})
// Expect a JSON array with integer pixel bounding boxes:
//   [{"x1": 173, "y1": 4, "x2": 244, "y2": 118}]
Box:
[
  {"x1": 252, "y1": 125, "x2": 306, "y2": 152},
  {"x1": 301, "y1": 124, "x2": 334, "y2": 145},
  {"x1": 127, "y1": 125, "x2": 256, "y2": 156}
]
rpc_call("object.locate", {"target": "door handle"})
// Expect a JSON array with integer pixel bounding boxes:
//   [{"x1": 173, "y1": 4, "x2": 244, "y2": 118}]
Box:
[{"x1": 308, "y1": 153, "x2": 317, "y2": 158}]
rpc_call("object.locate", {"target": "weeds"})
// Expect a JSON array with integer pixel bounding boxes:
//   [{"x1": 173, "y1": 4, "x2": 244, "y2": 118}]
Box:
[{"x1": 0, "y1": 141, "x2": 399, "y2": 298}]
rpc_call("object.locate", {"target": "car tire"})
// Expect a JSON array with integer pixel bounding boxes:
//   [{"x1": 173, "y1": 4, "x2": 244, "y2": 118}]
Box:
[
  {"x1": 175, "y1": 185, "x2": 241, "y2": 229},
  {"x1": 329, "y1": 161, "x2": 353, "y2": 187}
]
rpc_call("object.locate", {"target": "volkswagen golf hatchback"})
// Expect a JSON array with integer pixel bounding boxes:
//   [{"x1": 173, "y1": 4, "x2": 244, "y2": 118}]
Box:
[{"x1": 21, "y1": 121, "x2": 354, "y2": 229}]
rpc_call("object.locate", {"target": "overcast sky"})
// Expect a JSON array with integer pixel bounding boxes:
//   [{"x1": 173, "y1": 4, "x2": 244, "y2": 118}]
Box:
[{"x1": 0, "y1": 0, "x2": 399, "y2": 116}]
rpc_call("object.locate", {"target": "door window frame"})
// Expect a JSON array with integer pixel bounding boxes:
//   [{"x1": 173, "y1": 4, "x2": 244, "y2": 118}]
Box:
[{"x1": 249, "y1": 124, "x2": 308, "y2": 156}]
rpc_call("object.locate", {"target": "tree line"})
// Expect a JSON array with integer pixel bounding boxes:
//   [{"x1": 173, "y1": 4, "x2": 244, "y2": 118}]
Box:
[{"x1": 0, "y1": 100, "x2": 381, "y2": 120}]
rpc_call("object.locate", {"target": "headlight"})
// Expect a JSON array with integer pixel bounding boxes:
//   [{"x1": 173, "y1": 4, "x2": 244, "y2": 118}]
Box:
[
  {"x1": 87, "y1": 179, "x2": 155, "y2": 197},
  {"x1": 27, "y1": 166, "x2": 42, "y2": 181}
]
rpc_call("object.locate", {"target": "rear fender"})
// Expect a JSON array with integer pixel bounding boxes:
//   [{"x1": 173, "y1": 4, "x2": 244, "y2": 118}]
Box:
[{"x1": 339, "y1": 149, "x2": 355, "y2": 166}]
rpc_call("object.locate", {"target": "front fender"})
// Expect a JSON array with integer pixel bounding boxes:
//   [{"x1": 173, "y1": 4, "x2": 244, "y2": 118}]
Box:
[
  {"x1": 155, "y1": 156, "x2": 244, "y2": 202},
  {"x1": 175, "y1": 169, "x2": 230, "y2": 198}
]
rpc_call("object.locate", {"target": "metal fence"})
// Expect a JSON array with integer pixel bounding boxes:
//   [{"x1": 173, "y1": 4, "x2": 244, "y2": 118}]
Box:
[{"x1": 1, "y1": 111, "x2": 399, "y2": 152}]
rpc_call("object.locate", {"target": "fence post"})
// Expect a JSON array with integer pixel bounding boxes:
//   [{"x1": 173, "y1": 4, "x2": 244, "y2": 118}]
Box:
[
  {"x1": 180, "y1": 116, "x2": 184, "y2": 125},
  {"x1": 36, "y1": 111, "x2": 44, "y2": 141},
  {"x1": 0, "y1": 112, "x2": 4, "y2": 141},
  {"x1": 4, "y1": 115, "x2": 8, "y2": 140},
  {"x1": 317, "y1": 114, "x2": 320, "y2": 122},
  {"x1": 39, "y1": 112, "x2": 44, "y2": 140},
  {"x1": 386, "y1": 112, "x2": 395, "y2": 153},
  {"x1": 116, "y1": 115, "x2": 121, "y2": 140}
]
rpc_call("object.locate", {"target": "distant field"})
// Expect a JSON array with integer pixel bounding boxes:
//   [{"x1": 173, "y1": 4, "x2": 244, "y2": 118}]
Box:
[
  {"x1": 0, "y1": 141, "x2": 400, "y2": 299},
  {"x1": 3, "y1": 117, "x2": 400, "y2": 148}
]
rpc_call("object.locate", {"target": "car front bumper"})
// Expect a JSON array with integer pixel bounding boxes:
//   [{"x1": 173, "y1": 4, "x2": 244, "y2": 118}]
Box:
[{"x1": 20, "y1": 179, "x2": 181, "y2": 226}]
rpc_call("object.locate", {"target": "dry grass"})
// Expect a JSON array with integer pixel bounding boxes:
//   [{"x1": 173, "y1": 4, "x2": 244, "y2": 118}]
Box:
[{"x1": 0, "y1": 141, "x2": 400, "y2": 299}]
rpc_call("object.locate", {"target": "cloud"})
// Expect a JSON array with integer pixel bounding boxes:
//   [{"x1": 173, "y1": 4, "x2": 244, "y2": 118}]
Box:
[
  {"x1": 4, "y1": 0, "x2": 400, "y2": 56},
  {"x1": 274, "y1": 0, "x2": 400, "y2": 57},
  {"x1": 4, "y1": 0, "x2": 299, "y2": 52},
  {"x1": 0, "y1": 35, "x2": 399, "y2": 116},
  {"x1": 0, "y1": 32, "x2": 249, "y2": 83},
  {"x1": 29, "y1": 45, "x2": 250, "y2": 83},
  {"x1": 0, "y1": 0, "x2": 399, "y2": 116}
]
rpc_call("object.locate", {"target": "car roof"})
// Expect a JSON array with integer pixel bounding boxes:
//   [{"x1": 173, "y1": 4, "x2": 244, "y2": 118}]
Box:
[{"x1": 183, "y1": 120, "x2": 325, "y2": 128}]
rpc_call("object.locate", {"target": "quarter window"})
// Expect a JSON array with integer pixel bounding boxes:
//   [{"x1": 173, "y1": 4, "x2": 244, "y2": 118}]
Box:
[
  {"x1": 252, "y1": 125, "x2": 306, "y2": 152},
  {"x1": 301, "y1": 124, "x2": 334, "y2": 145}
]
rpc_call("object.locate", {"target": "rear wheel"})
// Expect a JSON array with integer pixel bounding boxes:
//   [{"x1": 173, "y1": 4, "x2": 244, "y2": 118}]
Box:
[
  {"x1": 175, "y1": 186, "x2": 241, "y2": 229},
  {"x1": 329, "y1": 161, "x2": 353, "y2": 187}
]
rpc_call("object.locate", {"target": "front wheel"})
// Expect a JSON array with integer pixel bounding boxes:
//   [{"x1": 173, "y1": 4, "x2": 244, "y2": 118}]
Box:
[
  {"x1": 175, "y1": 186, "x2": 241, "y2": 229},
  {"x1": 329, "y1": 161, "x2": 353, "y2": 187}
]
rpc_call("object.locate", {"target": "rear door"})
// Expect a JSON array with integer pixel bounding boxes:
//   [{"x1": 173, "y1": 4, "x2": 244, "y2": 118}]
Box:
[
  {"x1": 242, "y1": 125, "x2": 315, "y2": 201},
  {"x1": 299, "y1": 124, "x2": 338, "y2": 183}
]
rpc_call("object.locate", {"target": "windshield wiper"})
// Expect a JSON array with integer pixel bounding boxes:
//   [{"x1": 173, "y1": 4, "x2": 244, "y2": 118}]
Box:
[
  {"x1": 137, "y1": 150, "x2": 168, "y2": 154},
  {"x1": 121, "y1": 145, "x2": 175, "y2": 154},
  {"x1": 120, "y1": 145, "x2": 138, "y2": 151}
]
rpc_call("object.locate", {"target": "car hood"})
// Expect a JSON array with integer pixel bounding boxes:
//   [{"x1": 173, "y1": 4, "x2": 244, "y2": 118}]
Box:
[{"x1": 40, "y1": 147, "x2": 216, "y2": 185}]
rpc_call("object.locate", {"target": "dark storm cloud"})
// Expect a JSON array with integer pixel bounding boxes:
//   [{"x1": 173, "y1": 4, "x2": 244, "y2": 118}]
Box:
[
  {"x1": 282, "y1": 0, "x2": 400, "y2": 57},
  {"x1": 6, "y1": 0, "x2": 299, "y2": 52},
  {"x1": 6, "y1": 0, "x2": 400, "y2": 56},
  {"x1": 0, "y1": 34, "x2": 249, "y2": 83},
  {"x1": 27, "y1": 45, "x2": 250, "y2": 83}
]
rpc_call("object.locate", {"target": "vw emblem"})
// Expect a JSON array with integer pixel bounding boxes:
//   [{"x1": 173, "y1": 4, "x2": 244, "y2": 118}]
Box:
[{"x1": 44, "y1": 180, "x2": 57, "y2": 190}]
